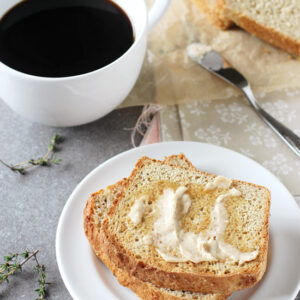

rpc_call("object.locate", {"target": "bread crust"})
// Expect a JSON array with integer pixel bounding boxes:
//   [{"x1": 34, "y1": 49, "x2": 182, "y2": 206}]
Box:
[
  {"x1": 83, "y1": 178, "x2": 127, "y2": 258},
  {"x1": 100, "y1": 156, "x2": 271, "y2": 295}
]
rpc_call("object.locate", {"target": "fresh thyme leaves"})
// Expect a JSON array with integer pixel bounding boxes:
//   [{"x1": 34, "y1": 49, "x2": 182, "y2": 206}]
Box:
[
  {"x1": 0, "y1": 250, "x2": 50, "y2": 300},
  {"x1": 33, "y1": 256, "x2": 50, "y2": 300},
  {"x1": 0, "y1": 134, "x2": 63, "y2": 175},
  {"x1": 0, "y1": 251, "x2": 34, "y2": 283}
]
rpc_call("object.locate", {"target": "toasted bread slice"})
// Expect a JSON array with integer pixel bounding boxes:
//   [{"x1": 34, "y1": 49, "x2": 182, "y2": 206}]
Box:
[
  {"x1": 100, "y1": 156, "x2": 270, "y2": 295},
  {"x1": 84, "y1": 155, "x2": 228, "y2": 299}
]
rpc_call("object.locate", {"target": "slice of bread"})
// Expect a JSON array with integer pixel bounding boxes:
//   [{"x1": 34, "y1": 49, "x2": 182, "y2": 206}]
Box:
[
  {"x1": 100, "y1": 156, "x2": 270, "y2": 295},
  {"x1": 84, "y1": 155, "x2": 228, "y2": 299},
  {"x1": 193, "y1": 0, "x2": 300, "y2": 56}
]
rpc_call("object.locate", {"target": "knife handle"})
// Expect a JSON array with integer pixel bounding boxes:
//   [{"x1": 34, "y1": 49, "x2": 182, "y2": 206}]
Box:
[{"x1": 242, "y1": 85, "x2": 300, "y2": 158}]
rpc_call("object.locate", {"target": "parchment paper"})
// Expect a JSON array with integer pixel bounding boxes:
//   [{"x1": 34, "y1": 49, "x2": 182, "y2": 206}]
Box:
[{"x1": 121, "y1": 0, "x2": 300, "y2": 107}]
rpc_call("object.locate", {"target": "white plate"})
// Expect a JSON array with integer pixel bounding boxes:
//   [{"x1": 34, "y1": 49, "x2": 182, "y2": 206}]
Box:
[{"x1": 56, "y1": 142, "x2": 300, "y2": 300}]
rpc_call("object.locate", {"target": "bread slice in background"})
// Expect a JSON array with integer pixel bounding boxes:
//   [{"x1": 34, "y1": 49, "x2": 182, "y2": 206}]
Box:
[
  {"x1": 84, "y1": 155, "x2": 228, "y2": 299},
  {"x1": 193, "y1": 0, "x2": 300, "y2": 56},
  {"x1": 100, "y1": 156, "x2": 270, "y2": 295}
]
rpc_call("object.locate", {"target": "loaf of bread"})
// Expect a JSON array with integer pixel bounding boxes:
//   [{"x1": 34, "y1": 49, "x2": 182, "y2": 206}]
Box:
[
  {"x1": 84, "y1": 155, "x2": 228, "y2": 299},
  {"x1": 99, "y1": 155, "x2": 270, "y2": 295},
  {"x1": 193, "y1": 0, "x2": 300, "y2": 56}
]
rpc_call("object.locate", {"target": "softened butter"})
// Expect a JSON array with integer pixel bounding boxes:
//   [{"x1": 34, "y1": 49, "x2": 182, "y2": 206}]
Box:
[
  {"x1": 148, "y1": 182, "x2": 258, "y2": 264},
  {"x1": 128, "y1": 195, "x2": 148, "y2": 224}
]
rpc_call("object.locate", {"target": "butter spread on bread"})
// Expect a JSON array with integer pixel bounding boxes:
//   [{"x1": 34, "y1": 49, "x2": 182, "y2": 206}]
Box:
[
  {"x1": 128, "y1": 195, "x2": 148, "y2": 225},
  {"x1": 100, "y1": 156, "x2": 270, "y2": 294},
  {"x1": 128, "y1": 177, "x2": 258, "y2": 264}
]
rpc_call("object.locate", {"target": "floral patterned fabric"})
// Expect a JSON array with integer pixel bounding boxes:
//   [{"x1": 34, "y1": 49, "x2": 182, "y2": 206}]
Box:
[{"x1": 160, "y1": 88, "x2": 300, "y2": 195}]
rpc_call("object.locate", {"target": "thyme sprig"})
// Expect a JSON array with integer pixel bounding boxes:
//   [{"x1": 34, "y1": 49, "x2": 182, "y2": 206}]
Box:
[
  {"x1": 0, "y1": 134, "x2": 63, "y2": 175},
  {"x1": 0, "y1": 250, "x2": 50, "y2": 299}
]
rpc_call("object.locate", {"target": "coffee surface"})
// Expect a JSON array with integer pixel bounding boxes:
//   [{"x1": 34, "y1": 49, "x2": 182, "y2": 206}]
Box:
[{"x1": 0, "y1": 0, "x2": 134, "y2": 77}]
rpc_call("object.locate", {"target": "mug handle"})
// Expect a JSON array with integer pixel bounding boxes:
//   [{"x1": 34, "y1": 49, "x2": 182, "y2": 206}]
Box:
[{"x1": 148, "y1": 0, "x2": 171, "y2": 33}]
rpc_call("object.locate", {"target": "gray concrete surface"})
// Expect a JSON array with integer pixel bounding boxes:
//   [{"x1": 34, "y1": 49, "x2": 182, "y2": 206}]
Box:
[{"x1": 0, "y1": 99, "x2": 143, "y2": 299}]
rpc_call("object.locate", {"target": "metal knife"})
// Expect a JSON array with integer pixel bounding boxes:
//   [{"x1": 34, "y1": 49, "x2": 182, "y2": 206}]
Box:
[{"x1": 187, "y1": 43, "x2": 300, "y2": 158}]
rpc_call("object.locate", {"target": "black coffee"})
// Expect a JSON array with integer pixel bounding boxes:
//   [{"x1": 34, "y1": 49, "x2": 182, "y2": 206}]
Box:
[{"x1": 0, "y1": 0, "x2": 134, "y2": 77}]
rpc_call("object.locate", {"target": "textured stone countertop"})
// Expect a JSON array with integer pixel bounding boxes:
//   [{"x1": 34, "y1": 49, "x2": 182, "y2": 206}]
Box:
[{"x1": 0, "y1": 99, "x2": 142, "y2": 300}]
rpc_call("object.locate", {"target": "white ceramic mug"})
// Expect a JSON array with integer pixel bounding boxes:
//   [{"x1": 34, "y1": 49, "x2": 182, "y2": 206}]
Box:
[{"x1": 0, "y1": 0, "x2": 170, "y2": 127}]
